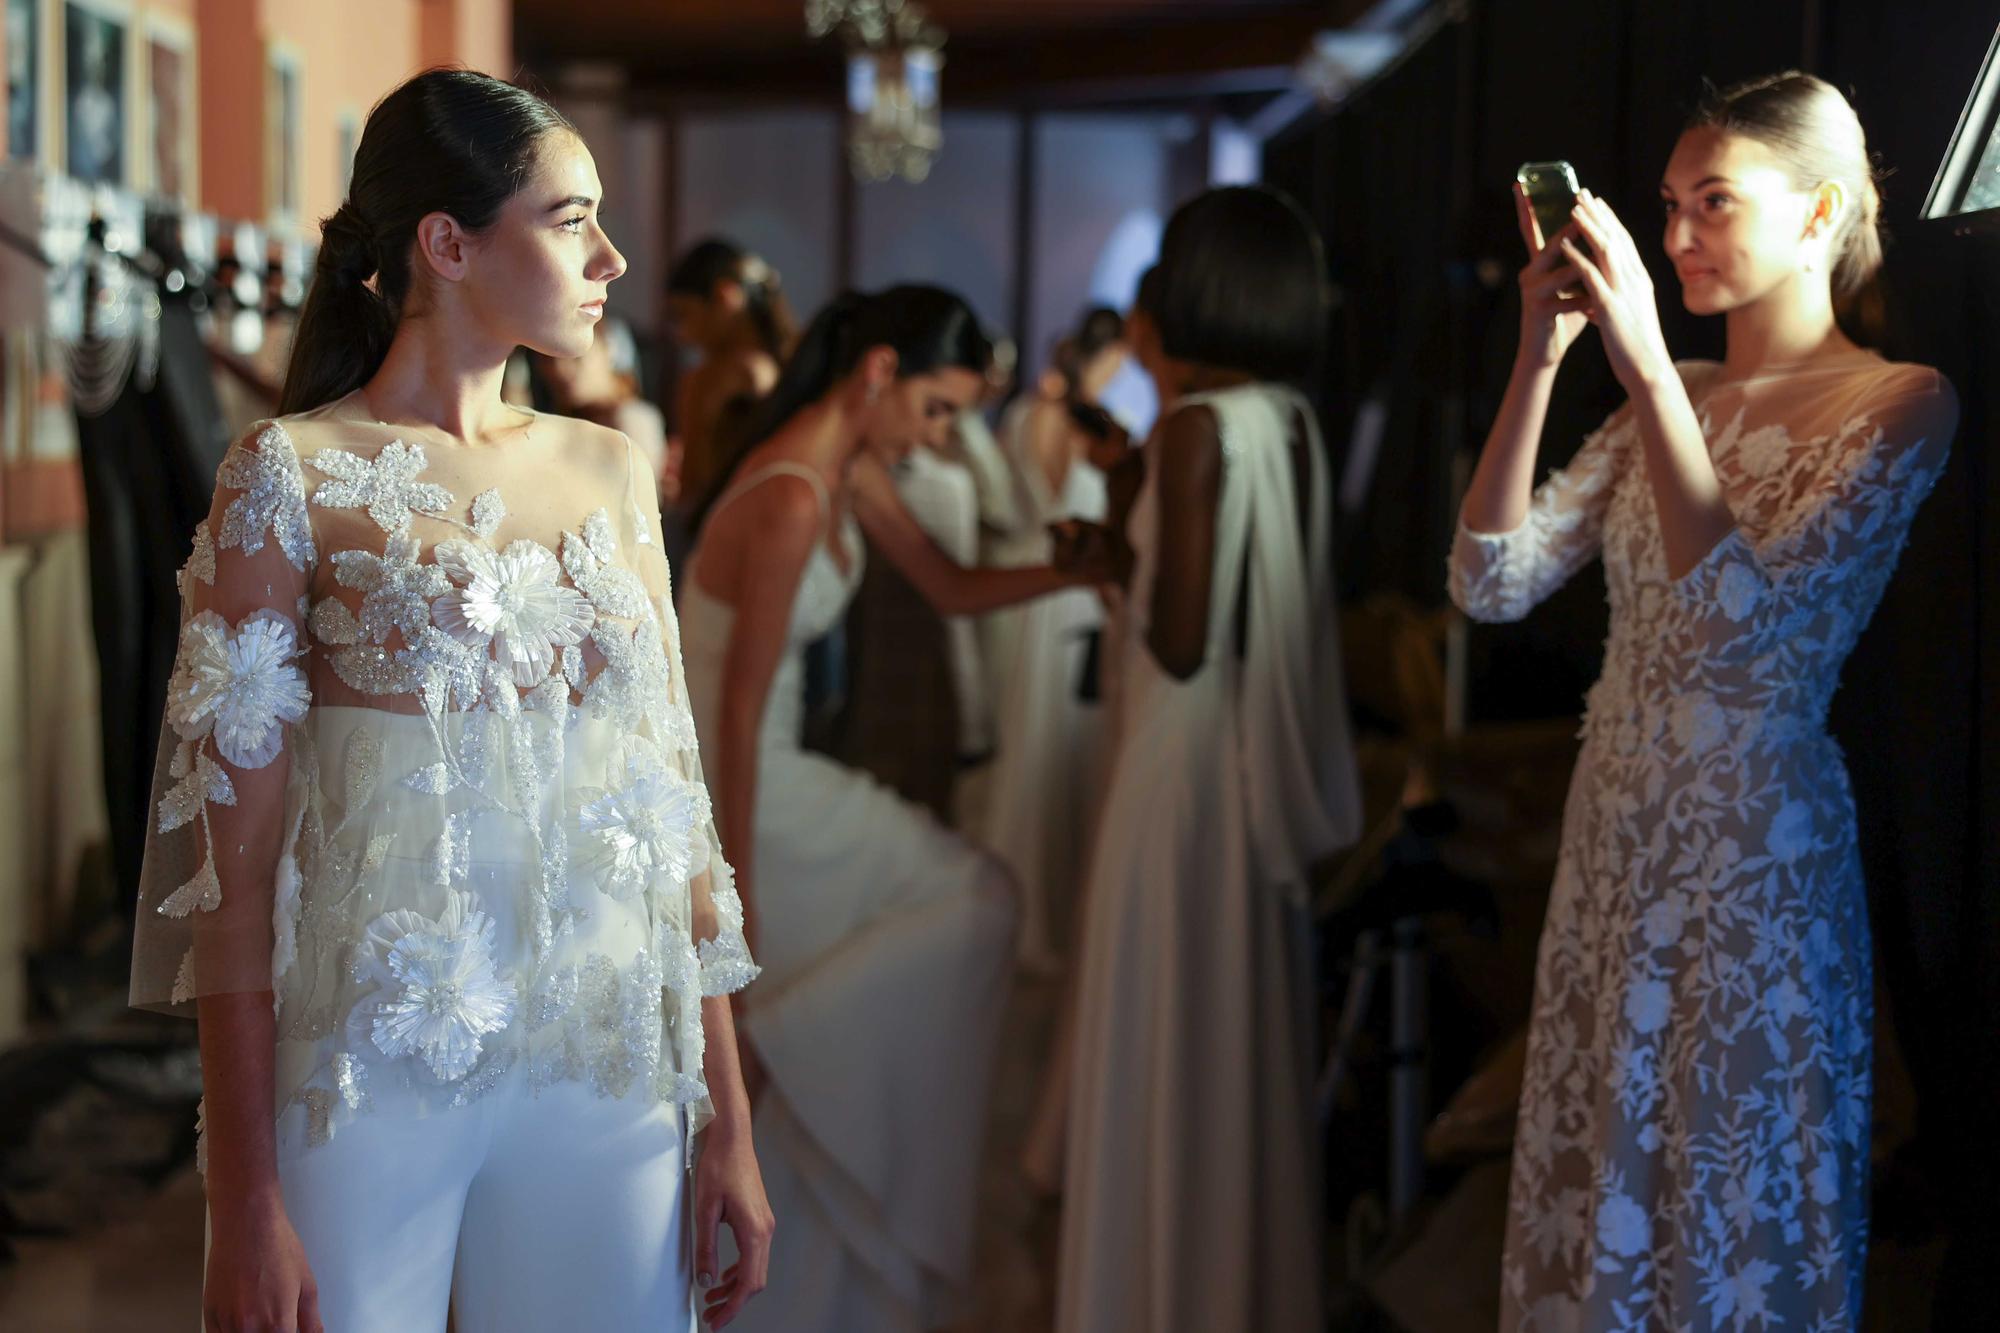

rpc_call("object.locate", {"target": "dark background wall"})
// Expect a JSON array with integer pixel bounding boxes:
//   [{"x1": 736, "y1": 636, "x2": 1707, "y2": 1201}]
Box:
[{"x1": 1265, "y1": 1, "x2": 1999, "y2": 1321}]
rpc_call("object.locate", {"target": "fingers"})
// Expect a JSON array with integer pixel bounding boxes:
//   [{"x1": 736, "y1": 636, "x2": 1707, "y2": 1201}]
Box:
[
  {"x1": 1558, "y1": 238, "x2": 1609, "y2": 302},
  {"x1": 298, "y1": 1282, "x2": 325, "y2": 1333},
  {"x1": 1512, "y1": 181, "x2": 1543, "y2": 254},
  {"x1": 693, "y1": 1190, "x2": 724, "y2": 1291}
]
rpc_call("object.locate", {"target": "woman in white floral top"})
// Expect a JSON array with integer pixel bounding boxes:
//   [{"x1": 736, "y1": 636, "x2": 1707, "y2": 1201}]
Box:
[
  {"x1": 129, "y1": 70, "x2": 771, "y2": 1333},
  {"x1": 1450, "y1": 74, "x2": 1956, "y2": 1330}
]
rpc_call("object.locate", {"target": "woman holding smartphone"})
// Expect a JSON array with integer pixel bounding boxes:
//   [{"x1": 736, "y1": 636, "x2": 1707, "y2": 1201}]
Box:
[{"x1": 1451, "y1": 73, "x2": 1957, "y2": 1328}]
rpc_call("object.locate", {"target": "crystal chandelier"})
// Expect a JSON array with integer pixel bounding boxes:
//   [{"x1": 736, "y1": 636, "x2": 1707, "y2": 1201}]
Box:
[{"x1": 806, "y1": 0, "x2": 946, "y2": 183}]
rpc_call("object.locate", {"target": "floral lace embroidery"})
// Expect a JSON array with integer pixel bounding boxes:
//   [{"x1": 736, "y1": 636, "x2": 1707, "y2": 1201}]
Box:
[{"x1": 310, "y1": 439, "x2": 454, "y2": 535}]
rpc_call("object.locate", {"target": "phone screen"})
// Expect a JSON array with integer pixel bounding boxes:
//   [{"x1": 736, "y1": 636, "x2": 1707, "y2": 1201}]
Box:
[{"x1": 1517, "y1": 161, "x2": 1580, "y2": 250}]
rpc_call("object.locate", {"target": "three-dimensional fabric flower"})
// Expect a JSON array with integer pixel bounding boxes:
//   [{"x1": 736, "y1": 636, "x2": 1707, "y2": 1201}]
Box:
[
  {"x1": 432, "y1": 538, "x2": 596, "y2": 687},
  {"x1": 361, "y1": 891, "x2": 517, "y2": 1082},
  {"x1": 166, "y1": 610, "x2": 311, "y2": 768},
  {"x1": 574, "y1": 758, "x2": 707, "y2": 900}
]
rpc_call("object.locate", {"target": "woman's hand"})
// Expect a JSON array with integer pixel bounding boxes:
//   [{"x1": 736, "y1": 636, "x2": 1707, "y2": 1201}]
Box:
[
  {"x1": 693, "y1": 1121, "x2": 775, "y2": 1330},
  {"x1": 1513, "y1": 180, "x2": 1591, "y2": 371},
  {"x1": 1561, "y1": 190, "x2": 1676, "y2": 394},
  {"x1": 204, "y1": 1189, "x2": 322, "y2": 1333},
  {"x1": 1050, "y1": 519, "x2": 1131, "y2": 588}
]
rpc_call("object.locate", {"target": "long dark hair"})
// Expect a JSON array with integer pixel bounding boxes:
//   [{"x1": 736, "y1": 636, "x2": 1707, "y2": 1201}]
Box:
[
  {"x1": 1687, "y1": 72, "x2": 1886, "y2": 343},
  {"x1": 1152, "y1": 185, "x2": 1328, "y2": 384},
  {"x1": 692, "y1": 284, "x2": 993, "y2": 525},
  {"x1": 667, "y1": 237, "x2": 798, "y2": 361},
  {"x1": 279, "y1": 69, "x2": 574, "y2": 416}
]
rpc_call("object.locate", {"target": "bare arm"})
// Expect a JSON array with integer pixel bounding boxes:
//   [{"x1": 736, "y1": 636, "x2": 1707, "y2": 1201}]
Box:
[
  {"x1": 705, "y1": 479, "x2": 824, "y2": 944},
  {"x1": 1146, "y1": 406, "x2": 1223, "y2": 680},
  {"x1": 1460, "y1": 182, "x2": 1592, "y2": 535},
  {"x1": 692, "y1": 993, "x2": 774, "y2": 1329},
  {"x1": 851, "y1": 455, "x2": 1077, "y2": 615}
]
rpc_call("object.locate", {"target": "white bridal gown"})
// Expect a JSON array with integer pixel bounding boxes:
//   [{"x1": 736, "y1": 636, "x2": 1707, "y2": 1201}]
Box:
[
  {"x1": 1058, "y1": 383, "x2": 1361, "y2": 1333},
  {"x1": 680, "y1": 461, "x2": 1017, "y2": 1332},
  {"x1": 1448, "y1": 353, "x2": 1957, "y2": 1331},
  {"x1": 980, "y1": 438, "x2": 1108, "y2": 969}
]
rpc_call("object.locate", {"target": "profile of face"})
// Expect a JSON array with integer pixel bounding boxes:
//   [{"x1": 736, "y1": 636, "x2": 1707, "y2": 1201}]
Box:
[
  {"x1": 858, "y1": 356, "x2": 985, "y2": 463},
  {"x1": 1660, "y1": 126, "x2": 1841, "y2": 316},
  {"x1": 424, "y1": 130, "x2": 626, "y2": 360}
]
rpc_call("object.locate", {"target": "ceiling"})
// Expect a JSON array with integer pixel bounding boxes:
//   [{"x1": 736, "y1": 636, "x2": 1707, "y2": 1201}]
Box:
[{"x1": 515, "y1": 0, "x2": 1374, "y2": 106}]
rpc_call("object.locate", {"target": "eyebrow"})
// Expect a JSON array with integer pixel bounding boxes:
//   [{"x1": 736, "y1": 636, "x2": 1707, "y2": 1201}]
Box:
[
  {"x1": 546, "y1": 194, "x2": 596, "y2": 212},
  {"x1": 1660, "y1": 175, "x2": 1738, "y2": 192}
]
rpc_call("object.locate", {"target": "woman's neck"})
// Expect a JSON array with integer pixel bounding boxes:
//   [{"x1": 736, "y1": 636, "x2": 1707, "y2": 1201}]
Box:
[
  {"x1": 706, "y1": 319, "x2": 767, "y2": 364},
  {"x1": 1721, "y1": 269, "x2": 1855, "y2": 379},
  {"x1": 1180, "y1": 365, "x2": 1258, "y2": 394},
  {"x1": 361, "y1": 315, "x2": 520, "y2": 442},
  {"x1": 769, "y1": 395, "x2": 866, "y2": 489}
]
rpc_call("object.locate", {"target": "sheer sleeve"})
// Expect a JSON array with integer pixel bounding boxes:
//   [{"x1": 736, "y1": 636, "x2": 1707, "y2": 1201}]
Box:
[
  {"x1": 1448, "y1": 406, "x2": 1631, "y2": 623},
  {"x1": 131, "y1": 421, "x2": 315, "y2": 1013},
  {"x1": 613, "y1": 433, "x2": 759, "y2": 999},
  {"x1": 1667, "y1": 367, "x2": 1958, "y2": 664}
]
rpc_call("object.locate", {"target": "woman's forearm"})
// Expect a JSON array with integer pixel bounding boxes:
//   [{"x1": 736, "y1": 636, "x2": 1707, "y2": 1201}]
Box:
[
  {"x1": 716, "y1": 699, "x2": 762, "y2": 917},
  {"x1": 928, "y1": 562, "x2": 1075, "y2": 617},
  {"x1": 698, "y1": 995, "x2": 755, "y2": 1139},
  {"x1": 1461, "y1": 356, "x2": 1562, "y2": 534},
  {"x1": 1629, "y1": 367, "x2": 1736, "y2": 578},
  {"x1": 196, "y1": 991, "x2": 282, "y2": 1213}
]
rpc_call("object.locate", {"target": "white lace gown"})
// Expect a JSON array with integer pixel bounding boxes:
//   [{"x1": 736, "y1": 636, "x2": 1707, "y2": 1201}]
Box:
[
  {"x1": 679, "y1": 463, "x2": 1017, "y2": 1333},
  {"x1": 129, "y1": 395, "x2": 756, "y2": 1161},
  {"x1": 1448, "y1": 353, "x2": 1958, "y2": 1331},
  {"x1": 980, "y1": 443, "x2": 1108, "y2": 969},
  {"x1": 1058, "y1": 384, "x2": 1361, "y2": 1333}
]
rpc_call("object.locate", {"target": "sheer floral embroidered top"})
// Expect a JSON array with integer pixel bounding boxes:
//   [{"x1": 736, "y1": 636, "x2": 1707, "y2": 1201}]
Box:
[{"x1": 129, "y1": 391, "x2": 758, "y2": 1159}]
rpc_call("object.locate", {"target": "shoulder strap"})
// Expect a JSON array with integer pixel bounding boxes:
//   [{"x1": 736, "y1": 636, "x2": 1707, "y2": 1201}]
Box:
[{"x1": 707, "y1": 461, "x2": 832, "y2": 529}]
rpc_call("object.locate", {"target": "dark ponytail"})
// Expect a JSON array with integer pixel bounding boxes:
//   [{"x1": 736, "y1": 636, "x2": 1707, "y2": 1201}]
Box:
[
  {"x1": 667, "y1": 237, "x2": 799, "y2": 361},
  {"x1": 691, "y1": 284, "x2": 993, "y2": 527},
  {"x1": 280, "y1": 68, "x2": 574, "y2": 415}
]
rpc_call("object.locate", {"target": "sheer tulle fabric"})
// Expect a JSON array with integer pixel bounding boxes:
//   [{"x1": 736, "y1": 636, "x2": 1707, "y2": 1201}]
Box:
[
  {"x1": 131, "y1": 396, "x2": 755, "y2": 1157},
  {"x1": 1449, "y1": 354, "x2": 1956, "y2": 1330}
]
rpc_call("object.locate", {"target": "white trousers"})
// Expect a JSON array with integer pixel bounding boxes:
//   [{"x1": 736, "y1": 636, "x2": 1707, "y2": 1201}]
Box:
[{"x1": 205, "y1": 1072, "x2": 693, "y2": 1333}]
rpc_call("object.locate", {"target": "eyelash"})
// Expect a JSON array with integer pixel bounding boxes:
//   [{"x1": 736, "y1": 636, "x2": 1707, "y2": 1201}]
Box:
[
  {"x1": 559, "y1": 215, "x2": 588, "y2": 234},
  {"x1": 1661, "y1": 195, "x2": 1733, "y2": 215}
]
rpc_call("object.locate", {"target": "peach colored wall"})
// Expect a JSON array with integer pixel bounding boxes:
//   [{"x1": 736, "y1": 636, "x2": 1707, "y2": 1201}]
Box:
[{"x1": 188, "y1": 0, "x2": 509, "y2": 230}]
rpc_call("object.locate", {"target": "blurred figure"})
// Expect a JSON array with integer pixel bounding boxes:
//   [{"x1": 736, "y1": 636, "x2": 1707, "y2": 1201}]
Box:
[
  {"x1": 980, "y1": 307, "x2": 1127, "y2": 973},
  {"x1": 680, "y1": 286, "x2": 1108, "y2": 1333},
  {"x1": 1054, "y1": 188, "x2": 1361, "y2": 1333},
  {"x1": 664, "y1": 238, "x2": 795, "y2": 517}
]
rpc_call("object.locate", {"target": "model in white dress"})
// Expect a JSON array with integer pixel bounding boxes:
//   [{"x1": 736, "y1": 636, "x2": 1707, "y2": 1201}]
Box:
[
  {"x1": 980, "y1": 435, "x2": 1109, "y2": 969},
  {"x1": 1451, "y1": 354, "x2": 1955, "y2": 1330},
  {"x1": 681, "y1": 461, "x2": 1017, "y2": 1332},
  {"x1": 1057, "y1": 382, "x2": 1362, "y2": 1333}
]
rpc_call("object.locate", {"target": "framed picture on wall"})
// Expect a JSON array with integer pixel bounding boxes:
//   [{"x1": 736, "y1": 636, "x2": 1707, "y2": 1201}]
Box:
[
  {"x1": 63, "y1": 0, "x2": 128, "y2": 185},
  {"x1": 265, "y1": 46, "x2": 300, "y2": 223},
  {"x1": 145, "y1": 17, "x2": 193, "y2": 201},
  {"x1": 5, "y1": 0, "x2": 38, "y2": 160}
]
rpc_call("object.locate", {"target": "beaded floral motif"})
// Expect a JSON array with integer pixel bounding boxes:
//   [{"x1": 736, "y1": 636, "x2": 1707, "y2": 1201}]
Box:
[
  {"x1": 310, "y1": 439, "x2": 454, "y2": 535},
  {"x1": 217, "y1": 423, "x2": 315, "y2": 570}
]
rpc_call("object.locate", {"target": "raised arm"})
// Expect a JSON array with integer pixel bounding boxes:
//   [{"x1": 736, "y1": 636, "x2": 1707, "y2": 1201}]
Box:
[{"x1": 851, "y1": 453, "x2": 1080, "y2": 615}]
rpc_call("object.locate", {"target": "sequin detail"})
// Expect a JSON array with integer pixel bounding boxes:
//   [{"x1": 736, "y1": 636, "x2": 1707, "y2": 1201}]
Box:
[
  {"x1": 310, "y1": 440, "x2": 454, "y2": 534},
  {"x1": 217, "y1": 423, "x2": 316, "y2": 570}
]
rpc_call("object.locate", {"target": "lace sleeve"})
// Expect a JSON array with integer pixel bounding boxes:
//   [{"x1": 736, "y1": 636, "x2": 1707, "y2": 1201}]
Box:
[
  {"x1": 1667, "y1": 369, "x2": 1958, "y2": 663},
  {"x1": 131, "y1": 422, "x2": 316, "y2": 1013},
  {"x1": 1448, "y1": 407, "x2": 1630, "y2": 623},
  {"x1": 613, "y1": 433, "x2": 759, "y2": 999}
]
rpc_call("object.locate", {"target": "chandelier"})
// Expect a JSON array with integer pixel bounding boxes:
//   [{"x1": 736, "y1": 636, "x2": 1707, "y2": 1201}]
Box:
[{"x1": 806, "y1": 0, "x2": 945, "y2": 183}]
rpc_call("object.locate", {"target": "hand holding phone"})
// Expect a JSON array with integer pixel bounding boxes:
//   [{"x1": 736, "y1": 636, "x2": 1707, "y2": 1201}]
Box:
[{"x1": 1513, "y1": 162, "x2": 1593, "y2": 368}]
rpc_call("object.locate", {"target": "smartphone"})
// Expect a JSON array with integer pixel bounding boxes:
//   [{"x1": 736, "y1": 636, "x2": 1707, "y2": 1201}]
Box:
[{"x1": 1516, "y1": 160, "x2": 1581, "y2": 251}]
